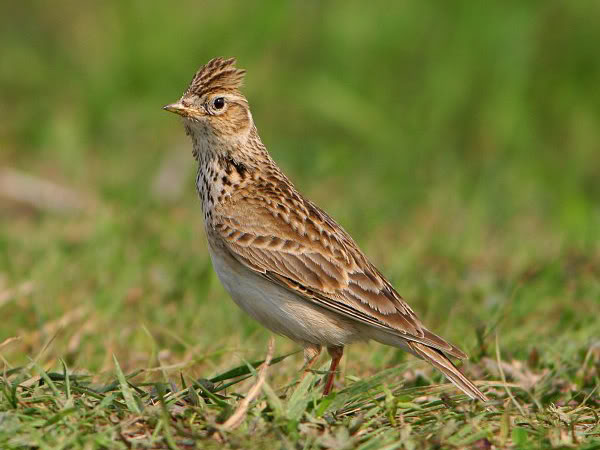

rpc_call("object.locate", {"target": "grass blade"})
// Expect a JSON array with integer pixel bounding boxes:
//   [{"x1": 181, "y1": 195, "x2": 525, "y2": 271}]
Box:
[
  {"x1": 287, "y1": 371, "x2": 316, "y2": 421},
  {"x1": 209, "y1": 351, "x2": 297, "y2": 383},
  {"x1": 113, "y1": 355, "x2": 142, "y2": 414}
]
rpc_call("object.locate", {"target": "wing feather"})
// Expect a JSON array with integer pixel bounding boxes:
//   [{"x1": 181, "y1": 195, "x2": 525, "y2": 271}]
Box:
[{"x1": 214, "y1": 187, "x2": 467, "y2": 359}]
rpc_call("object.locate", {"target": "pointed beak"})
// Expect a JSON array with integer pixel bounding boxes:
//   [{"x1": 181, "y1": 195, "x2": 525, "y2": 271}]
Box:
[{"x1": 163, "y1": 102, "x2": 190, "y2": 117}]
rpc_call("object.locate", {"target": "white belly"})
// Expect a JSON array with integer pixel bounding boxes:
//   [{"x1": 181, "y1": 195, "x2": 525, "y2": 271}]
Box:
[{"x1": 207, "y1": 241, "x2": 362, "y2": 347}]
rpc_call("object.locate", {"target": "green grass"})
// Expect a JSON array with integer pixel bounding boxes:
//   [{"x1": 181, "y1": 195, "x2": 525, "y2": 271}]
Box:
[{"x1": 1, "y1": 0, "x2": 599, "y2": 448}]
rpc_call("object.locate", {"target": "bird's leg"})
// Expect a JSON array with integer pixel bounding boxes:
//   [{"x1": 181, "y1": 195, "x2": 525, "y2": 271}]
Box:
[
  {"x1": 323, "y1": 346, "x2": 344, "y2": 395},
  {"x1": 300, "y1": 344, "x2": 322, "y2": 381}
]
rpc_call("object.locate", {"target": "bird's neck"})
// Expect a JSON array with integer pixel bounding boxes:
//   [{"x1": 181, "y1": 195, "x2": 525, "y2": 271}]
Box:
[{"x1": 192, "y1": 125, "x2": 287, "y2": 222}]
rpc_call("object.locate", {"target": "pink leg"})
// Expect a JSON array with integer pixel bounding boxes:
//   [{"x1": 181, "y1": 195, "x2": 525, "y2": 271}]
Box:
[{"x1": 323, "y1": 346, "x2": 344, "y2": 395}]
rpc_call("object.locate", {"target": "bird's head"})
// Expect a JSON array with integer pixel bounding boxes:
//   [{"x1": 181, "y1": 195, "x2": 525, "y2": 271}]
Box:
[{"x1": 164, "y1": 58, "x2": 253, "y2": 151}]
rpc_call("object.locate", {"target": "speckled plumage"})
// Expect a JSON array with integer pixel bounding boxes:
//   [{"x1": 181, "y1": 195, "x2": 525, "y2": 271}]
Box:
[{"x1": 163, "y1": 57, "x2": 487, "y2": 401}]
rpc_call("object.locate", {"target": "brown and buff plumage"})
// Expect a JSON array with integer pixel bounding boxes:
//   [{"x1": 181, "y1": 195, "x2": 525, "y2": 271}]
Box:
[{"x1": 164, "y1": 57, "x2": 487, "y2": 401}]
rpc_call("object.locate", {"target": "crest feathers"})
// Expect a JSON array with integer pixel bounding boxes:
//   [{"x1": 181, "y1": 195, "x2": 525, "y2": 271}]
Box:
[{"x1": 186, "y1": 57, "x2": 246, "y2": 98}]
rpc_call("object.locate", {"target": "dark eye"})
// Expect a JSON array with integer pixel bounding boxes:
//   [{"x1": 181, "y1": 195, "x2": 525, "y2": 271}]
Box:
[{"x1": 213, "y1": 97, "x2": 225, "y2": 110}]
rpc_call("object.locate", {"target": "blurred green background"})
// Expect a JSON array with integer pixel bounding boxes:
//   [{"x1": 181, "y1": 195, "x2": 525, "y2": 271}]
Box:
[{"x1": 1, "y1": 1, "x2": 599, "y2": 378}]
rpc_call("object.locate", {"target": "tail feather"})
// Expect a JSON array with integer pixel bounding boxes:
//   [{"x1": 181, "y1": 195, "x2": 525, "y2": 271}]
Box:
[{"x1": 407, "y1": 341, "x2": 488, "y2": 402}]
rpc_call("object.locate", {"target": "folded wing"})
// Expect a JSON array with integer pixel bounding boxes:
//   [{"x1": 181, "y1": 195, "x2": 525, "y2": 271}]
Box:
[{"x1": 214, "y1": 187, "x2": 466, "y2": 359}]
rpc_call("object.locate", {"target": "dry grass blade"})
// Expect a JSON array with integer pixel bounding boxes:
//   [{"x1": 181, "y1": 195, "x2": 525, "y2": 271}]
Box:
[
  {"x1": 216, "y1": 336, "x2": 274, "y2": 438},
  {"x1": 495, "y1": 333, "x2": 525, "y2": 416},
  {"x1": 0, "y1": 168, "x2": 87, "y2": 213},
  {"x1": 18, "y1": 306, "x2": 88, "y2": 350},
  {"x1": 0, "y1": 336, "x2": 21, "y2": 351},
  {"x1": 0, "y1": 281, "x2": 34, "y2": 308}
]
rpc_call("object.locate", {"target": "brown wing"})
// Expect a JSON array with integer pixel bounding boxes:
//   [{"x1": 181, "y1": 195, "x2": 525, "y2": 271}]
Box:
[{"x1": 213, "y1": 184, "x2": 466, "y2": 359}]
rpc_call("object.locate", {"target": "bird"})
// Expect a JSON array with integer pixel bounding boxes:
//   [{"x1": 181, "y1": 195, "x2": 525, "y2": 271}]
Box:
[{"x1": 163, "y1": 57, "x2": 487, "y2": 402}]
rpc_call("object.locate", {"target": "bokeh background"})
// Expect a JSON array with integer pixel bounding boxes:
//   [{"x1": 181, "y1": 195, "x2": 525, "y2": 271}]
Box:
[{"x1": 1, "y1": 1, "x2": 599, "y2": 381}]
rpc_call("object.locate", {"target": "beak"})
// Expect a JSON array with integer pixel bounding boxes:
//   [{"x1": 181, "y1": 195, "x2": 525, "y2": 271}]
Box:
[{"x1": 163, "y1": 102, "x2": 191, "y2": 117}]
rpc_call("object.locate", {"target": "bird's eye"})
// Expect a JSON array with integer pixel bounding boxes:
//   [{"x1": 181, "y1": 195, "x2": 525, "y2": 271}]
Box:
[{"x1": 213, "y1": 97, "x2": 225, "y2": 110}]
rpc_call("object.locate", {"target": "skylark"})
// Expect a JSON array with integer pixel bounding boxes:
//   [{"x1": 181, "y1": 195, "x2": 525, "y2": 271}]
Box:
[{"x1": 164, "y1": 57, "x2": 487, "y2": 401}]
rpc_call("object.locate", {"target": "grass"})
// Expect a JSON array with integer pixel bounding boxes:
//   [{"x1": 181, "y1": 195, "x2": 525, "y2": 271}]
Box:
[
  {"x1": 1, "y1": 346, "x2": 599, "y2": 448},
  {"x1": 1, "y1": 0, "x2": 600, "y2": 448}
]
